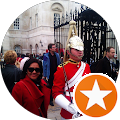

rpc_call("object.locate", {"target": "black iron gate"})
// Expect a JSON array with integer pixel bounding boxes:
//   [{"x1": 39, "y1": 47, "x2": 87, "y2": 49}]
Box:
[
  {"x1": 80, "y1": 9, "x2": 107, "y2": 64},
  {"x1": 54, "y1": 6, "x2": 116, "y2": 65}
]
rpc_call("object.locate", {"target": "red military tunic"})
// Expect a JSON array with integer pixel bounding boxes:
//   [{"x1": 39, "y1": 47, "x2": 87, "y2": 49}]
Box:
[{"x1": 52, "y1": 59, "x2": 91, "y2": 119}]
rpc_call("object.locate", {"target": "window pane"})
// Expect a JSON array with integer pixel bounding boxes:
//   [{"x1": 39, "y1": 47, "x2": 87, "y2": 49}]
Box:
[{"x1": 14, "y1": 18, "x2": 20, "y2": 30}]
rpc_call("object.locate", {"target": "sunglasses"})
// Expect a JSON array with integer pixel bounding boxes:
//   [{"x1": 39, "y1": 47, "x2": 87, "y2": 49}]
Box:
[{"x1": 28, "y1": 67, "x2": 40, "y2": 73}]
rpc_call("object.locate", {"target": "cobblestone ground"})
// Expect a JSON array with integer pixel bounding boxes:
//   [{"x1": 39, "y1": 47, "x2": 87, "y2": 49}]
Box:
[{"x1": 47, "y1": 100, "x2": 61, "y2": 120}]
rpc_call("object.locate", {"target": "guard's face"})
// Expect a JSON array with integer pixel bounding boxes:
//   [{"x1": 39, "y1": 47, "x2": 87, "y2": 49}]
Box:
[{"x1": 67, "y1": 48, "x2": 83, "y2": 61}]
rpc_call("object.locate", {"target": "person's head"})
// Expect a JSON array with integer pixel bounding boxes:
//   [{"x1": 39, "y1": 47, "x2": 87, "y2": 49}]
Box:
[
  {"x1": 63, "y1": 20, "x2": 84, "y2": 62},
  {"x1": 66, "y1": 35, "x2": 84, "y2": 62},
  {"x1": 22, "y1": 58, "x2": 43, "y2": 80},
  {"x1": 26, "y1": 53, "x2": 30, "y2": 57},
  {"x1": 4, "y1": 50, "x2": 17, "y2": 64},
  {"x1": 48, "y1": 43, "x2": 56, "y2": 53},
  {"x1": 106, "y1": 47, "x2": 115, "y2": 59}
]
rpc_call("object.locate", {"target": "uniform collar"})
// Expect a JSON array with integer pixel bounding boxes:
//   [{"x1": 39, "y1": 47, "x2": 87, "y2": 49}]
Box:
[
  {"x1": 68, "y1": 58, "x2": 81, "y2": 68},
  {"x1": 68, "y1": 58, "x2": 80, "y2": 64}
]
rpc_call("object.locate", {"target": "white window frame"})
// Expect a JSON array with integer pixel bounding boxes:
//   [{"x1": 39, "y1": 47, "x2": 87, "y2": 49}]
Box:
[
  {"x1": 14, "y1": 18, "x2": 20, "y2": 30},
  {"x1": 54, "y1": 13, "x2": 60, "y2": 26}
]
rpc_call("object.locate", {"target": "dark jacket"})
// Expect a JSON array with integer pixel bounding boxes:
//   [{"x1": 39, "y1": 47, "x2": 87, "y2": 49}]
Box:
[
  {"x1": 1, "y1": 64, "x2": 22, "y2": 93},
  {"x1": 12, "y1": 75, "x2": 51, "y2": 118},
  {"x1": 95, "y1": 56, "x2": 117, "y2": 80}
]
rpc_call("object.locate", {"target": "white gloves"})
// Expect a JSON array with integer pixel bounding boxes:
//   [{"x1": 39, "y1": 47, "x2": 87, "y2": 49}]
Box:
[
  {"x1": 68, "y1": 103, "x2": 80, "y2": 119},
  {"x1": 55, "y1": 94, "x2": 80, "y2": 118}
]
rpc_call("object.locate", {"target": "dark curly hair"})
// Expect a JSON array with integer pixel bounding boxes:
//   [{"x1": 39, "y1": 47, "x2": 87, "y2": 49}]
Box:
[{"x1": 21, "y1": 58, "x2": 43, "y2": 80}]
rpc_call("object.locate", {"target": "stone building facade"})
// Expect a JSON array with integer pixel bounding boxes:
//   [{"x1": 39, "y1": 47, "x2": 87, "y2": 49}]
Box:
[
  {"x1": 2, "y1": 0, "x2": 83, "y2": 55},
  {"x1": 2, "y1": 0, "x2": 119, "y2": 61}
]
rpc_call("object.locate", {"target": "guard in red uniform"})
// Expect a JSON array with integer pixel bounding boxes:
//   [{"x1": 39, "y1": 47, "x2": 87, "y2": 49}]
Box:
[{"x1": 52, "y1": 20, "x2": 91, "y2": 119}]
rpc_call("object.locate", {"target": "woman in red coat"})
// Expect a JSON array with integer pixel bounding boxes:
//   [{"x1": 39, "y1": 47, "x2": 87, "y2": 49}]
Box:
[{"x1": 12, "y1": 58, "x2": 51, "y2": 118}]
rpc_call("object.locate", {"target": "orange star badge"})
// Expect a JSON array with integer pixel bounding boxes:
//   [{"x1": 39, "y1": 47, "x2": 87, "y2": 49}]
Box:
[{"x1": 73, "y1": 73, "x2": 117, "y2": 117}]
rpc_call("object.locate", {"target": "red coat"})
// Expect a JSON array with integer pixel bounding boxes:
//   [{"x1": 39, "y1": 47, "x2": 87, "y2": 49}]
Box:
[
  {"x1": 12, "y1": 75, "x2": 51, "y2": 118},
  {"x1": 52, "y1": 59, "x2": 91, "y2": 119}
]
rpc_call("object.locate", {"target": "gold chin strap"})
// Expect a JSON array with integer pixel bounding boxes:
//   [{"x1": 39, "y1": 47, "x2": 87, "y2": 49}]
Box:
[{"x1": 69, "y1": 52, "x2": 84, "y2": 59}]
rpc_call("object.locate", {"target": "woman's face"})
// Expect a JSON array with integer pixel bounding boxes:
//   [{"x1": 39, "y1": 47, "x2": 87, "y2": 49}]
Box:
[{"x1": 27, "y1": 62, "x2": 40, "y2": 80}]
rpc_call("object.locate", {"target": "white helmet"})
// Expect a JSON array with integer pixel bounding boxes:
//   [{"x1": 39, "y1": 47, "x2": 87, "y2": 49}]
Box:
[{"x1": 67, "y1": 35, "x2": 84, "y2": 51}]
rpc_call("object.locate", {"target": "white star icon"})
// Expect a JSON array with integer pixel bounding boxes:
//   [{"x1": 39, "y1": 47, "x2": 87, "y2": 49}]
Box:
[{"x1": 80, "y1": 79, "x2": 112, "y2": 110}]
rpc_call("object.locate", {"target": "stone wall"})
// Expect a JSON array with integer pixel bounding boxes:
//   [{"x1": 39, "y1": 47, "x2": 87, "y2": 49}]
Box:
[{"x1": 2, "y1": 0, "x2": 81, "y2": 55}]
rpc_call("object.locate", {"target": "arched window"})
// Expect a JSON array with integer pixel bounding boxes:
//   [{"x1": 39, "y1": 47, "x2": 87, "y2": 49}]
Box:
[
  {"x1": 14, "y1": 18, "x2": 20, "y2": 30},
  {"x1": 51, "y1": 3, "x2": 64, "y2": 26},
  {"x1": 14, "y1": 45, "x2": 21, "y2": 54},
  {"x1": 51, "y1": 3, "x2": 64, "y2": 12}
]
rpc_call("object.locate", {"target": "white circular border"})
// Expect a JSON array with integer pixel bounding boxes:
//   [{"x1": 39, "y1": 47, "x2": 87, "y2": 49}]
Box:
[{"x1": 73, "y1": 73, "x2": 119, "y2": 119}]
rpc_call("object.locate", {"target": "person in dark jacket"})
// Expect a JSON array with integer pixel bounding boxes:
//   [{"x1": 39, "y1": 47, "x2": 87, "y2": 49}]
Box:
[
  {"x1": 95, "y1": 47, "x2": 118, "y2": 81},
  {"x1": 12, "y1": 58, "x2": 51, "y2": 118},
  {"x1": 43, "y1": 43, "x2": 61, "y2": 106},
  {"x1": 1, "y1": 50, "x2": 22, "y2": 93}
]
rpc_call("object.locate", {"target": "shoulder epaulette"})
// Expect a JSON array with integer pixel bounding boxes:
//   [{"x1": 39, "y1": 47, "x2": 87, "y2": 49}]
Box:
[{"x1": 58, "y1": 61, "x2": 69, "y2": 68}]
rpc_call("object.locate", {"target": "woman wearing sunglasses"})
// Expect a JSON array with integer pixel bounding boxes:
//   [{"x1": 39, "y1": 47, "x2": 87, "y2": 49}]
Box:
[{"x1": 12, "y1": 58, "x2": 51, "y2": 118}]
